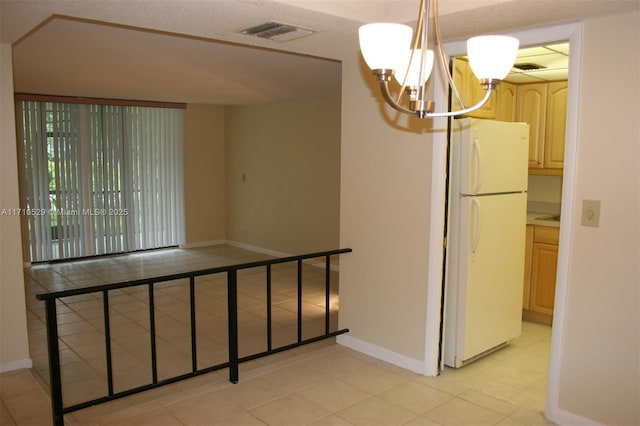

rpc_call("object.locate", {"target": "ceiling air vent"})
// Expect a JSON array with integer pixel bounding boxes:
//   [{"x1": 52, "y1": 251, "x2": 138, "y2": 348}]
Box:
[
  {"x1": 240, "y1": 22, "x2": 316, "y2": 42},
  {"x1": 513, "y1": 63, "x2": 546, "y2": 71}
]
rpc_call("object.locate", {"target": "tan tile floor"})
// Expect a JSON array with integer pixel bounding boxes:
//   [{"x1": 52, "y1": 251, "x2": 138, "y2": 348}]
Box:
[{"x1": 1, "y1": 245, "x2": 554, "y2": 425}]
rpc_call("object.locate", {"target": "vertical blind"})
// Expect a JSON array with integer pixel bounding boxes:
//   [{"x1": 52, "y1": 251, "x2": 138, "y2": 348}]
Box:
[{"x1": 17, "y1": 100, "x2": 185, "y2": 262}]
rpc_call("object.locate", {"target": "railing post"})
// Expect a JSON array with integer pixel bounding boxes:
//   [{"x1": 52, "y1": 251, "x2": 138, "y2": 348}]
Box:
[
  {"x1": 227, "y1": 269, "x2": 239, "y2": 383},
  {"x1": 325, "y1": 255, "x2": 331, "y2": 334},
  {"x1": 189, "y1": 276, "x2": 198, "y2": 373},
  {"x1": 266, "y1": 265, "x2": 272, "y2": 351},
  {"x1": 44, "y1": 298, "x2": 64, "y2": 426},
  {"x1": 297, "y1": 259, "x2": 303, "y2": 343},
  {"x1": 103, "y1": 290, "x2": 114, "y2": 396},
  {"x1": 148, "y1": 283, "x2": 158, "y2": 384}
]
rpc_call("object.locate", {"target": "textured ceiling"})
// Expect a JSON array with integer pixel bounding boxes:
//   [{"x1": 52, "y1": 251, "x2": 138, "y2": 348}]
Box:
[
  {"x1": 11, "y1": 17, "x2": 343, "y2": 104},
  {"x1": 2, "y1": 0, "x2": 639, "y2": 104}
]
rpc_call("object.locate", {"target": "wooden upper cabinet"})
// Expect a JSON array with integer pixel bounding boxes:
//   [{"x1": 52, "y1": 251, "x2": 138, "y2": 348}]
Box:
[
  {"x1": 495, "y1": 81, "x2": 517, "y2": 122},
  {"x1": 451, "y1": 58, "x2": 467, "y2": 110},
  {"x1": 515, "y1": 80, "x2": 568, "y2": 175},
  {"x1": 516, "y1": 83, "x2": 547, "y2": 169},
  {"x1": 544, "y1": 81, "x2": 568, "y2": 170},
  {"x1": 449, "y1": 60, "x2": 568, "y2": 174},
  {"x1": 451, "y1": 58, "x2": 496, "y2": 119}
]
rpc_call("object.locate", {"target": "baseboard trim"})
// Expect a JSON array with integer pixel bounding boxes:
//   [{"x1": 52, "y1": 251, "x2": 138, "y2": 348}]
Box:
[
  {"x1": 179, "y1": 239, "x2": 227, "y2": 249},
  {"x1": 226, "y1": 241, "x2": 341, "y2": 272},
  {"x1": 547, "y1": 407, "x2": 604, "y2": 426},
  {"x1": 0, "y1": 358, "x2": 33, "y2": 373},
  {"x1": 226, "y1": 241, "x2": 290, "y2": 258},
  {"x1": 337, "y1": 334, "x2": 424, "y2": 374}
]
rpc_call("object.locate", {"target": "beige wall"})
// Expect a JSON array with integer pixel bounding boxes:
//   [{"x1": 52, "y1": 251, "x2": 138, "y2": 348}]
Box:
[
  {"x1": 225, "y1": 96, "x2": 341, "y2": 255},
  {"x1": 0, "y1": 43, "x2": 30, "y2": 370},
  {"x1": 338, "y1": 54, "x2": 436, "y2": 362},
  {"x1": 183, "y1": 104, "x2": 226, "y2": 246},
  {"x1": 339, "y1": 11, "x2": 639, "y2": 424},
  {"x1": 557, "y1": 11, "x2": 639, "y2": 425}
]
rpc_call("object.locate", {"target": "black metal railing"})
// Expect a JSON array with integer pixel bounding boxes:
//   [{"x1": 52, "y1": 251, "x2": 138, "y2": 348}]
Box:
[{"x1": 36, "y1": 248, "x2": 352, "y2": 426}]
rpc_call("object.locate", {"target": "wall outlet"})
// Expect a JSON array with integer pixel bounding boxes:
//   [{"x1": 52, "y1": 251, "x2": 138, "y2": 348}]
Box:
[{"x1": 581, "y1": 199, "x2": 601, "y2": 227}]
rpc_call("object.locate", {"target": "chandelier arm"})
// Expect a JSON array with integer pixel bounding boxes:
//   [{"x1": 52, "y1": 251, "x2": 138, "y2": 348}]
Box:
[
  {"x1": 433, "y1": 0, "x2": 465, "y2": 109},
  {"x1": 379, "y1": 80, "x2": 416, "y2": 115},
  {"x1": 395, "y1": 0, "x2": 426, "y2": 104},
  {"x1": 419, "y1": 0, "x2": 430, "y2": 103},
  {"x1": 425, "y1": 86, "x2": 494, "y2": 118}
]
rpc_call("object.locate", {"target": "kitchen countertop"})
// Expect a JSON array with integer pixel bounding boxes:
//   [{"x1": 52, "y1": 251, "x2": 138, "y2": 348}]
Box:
[{"x1": 527, "y1": 212, "x2": 561, "y2": 227}]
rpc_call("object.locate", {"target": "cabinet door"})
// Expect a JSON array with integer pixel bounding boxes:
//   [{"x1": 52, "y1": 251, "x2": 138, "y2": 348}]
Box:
[
  {"x1": 452, "y1": 58, "x2": 496, "y2": 119},
  {"x1": 516, "y1": 83, "x2": 547, "y2": 169},
  {"x1": 544, "y1": 81, "x2": 568, "y2": 169},
  {"x1": 451, "y1": 58, "x2": 468, "y2": 112},
  {"x1": 522, "y1": 225, "x2": 534, "y2": 309},
  {"x1": 530, "y1": 242, "x2": 558, "y2": 315},
  {"x1": 496, "y1": 81, "x2": 517, "y2": 122}
]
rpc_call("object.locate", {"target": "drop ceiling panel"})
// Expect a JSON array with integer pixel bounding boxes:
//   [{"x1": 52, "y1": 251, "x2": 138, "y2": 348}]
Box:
[{"x1": 503, "y1": 42, "x2": 569, "y2": 83}]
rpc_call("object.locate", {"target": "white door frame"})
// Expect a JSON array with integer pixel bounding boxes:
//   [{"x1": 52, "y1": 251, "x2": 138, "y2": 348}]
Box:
[{"x1": 424, "y1": 21, "x2": 583, "y2": 423}]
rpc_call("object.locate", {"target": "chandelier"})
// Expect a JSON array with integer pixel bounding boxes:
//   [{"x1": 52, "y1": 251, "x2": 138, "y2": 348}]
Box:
[{"x1": 358, "y1": 0, "x2": 519, "y2": 118}]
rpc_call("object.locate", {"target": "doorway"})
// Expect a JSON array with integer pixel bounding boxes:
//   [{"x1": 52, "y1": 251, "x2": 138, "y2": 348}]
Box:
[
  {"x1": 424, "y1": 21, "x2": 583, "y2": 421},
  {"x1": 434, "y1": 44, "x2": 567, "y2": 411}
]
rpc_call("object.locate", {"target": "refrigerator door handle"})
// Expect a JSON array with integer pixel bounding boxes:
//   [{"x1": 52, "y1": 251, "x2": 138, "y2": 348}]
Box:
[
  {"x1": 472, "y1": 136, "x2": 481, "y2": 194},
  {"x1": 471, "y1": 198, "x2": 480, "y2": 253}
]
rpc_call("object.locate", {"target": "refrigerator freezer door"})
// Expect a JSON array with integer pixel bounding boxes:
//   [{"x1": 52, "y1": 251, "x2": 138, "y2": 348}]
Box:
[
  {"x1": 444, "y1": 192, "x2": 527, "y2": 367},
  {"x1": 455, "y1": 119, "x2": 529, "y2": 195}
]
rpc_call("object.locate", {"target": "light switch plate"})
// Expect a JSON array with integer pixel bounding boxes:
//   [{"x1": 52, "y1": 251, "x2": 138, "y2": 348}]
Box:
[{"x1": 581, "y1": 199, "x2": 601, "y2": 227}]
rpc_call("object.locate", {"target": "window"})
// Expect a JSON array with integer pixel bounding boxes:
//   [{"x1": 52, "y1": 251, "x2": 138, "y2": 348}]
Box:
[{"x1": 16, "y1": 98, "x2": 185, "y2": 262}]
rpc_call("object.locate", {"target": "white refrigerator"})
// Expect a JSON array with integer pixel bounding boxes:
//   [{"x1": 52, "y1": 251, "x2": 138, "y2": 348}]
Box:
[{"x1": 443, "y1": 118, "x2": 529, "y2": 368}]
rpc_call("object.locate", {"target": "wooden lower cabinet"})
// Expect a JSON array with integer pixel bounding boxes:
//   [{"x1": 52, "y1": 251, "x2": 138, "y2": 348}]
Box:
[
  {"x1": 522, "y1": 225, "x2": 534, "y2": 309},
  {"x1": 530, "y1": 242, "x2": 558, "y2": 315},
  {"x1": 523, "y1": 225, "x2": 559, "y2": 325}
]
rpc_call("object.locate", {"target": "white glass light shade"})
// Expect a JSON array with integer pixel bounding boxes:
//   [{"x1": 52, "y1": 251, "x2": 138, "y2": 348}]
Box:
[
  {"x1": 467, "y1": 35, "x2": 519, "y2": 80},
  {"x1": 394, "y1": 49, "x2": 435, "y2": 86},
  {"x1": 359, "y1": 23, "x2": 413, "y2": 71}
]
